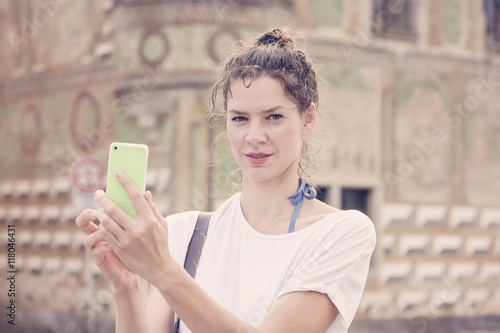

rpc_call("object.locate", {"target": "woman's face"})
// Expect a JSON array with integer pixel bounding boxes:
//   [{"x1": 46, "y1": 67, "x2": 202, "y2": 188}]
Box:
[{"x1": 226, "y1": 75, "x2": 315, "y2": 185}]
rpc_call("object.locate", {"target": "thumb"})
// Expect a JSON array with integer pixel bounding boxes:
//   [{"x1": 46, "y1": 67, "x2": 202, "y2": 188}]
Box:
[{"x1": 144, "y1": 191, "x2": 165, "y2": 223}]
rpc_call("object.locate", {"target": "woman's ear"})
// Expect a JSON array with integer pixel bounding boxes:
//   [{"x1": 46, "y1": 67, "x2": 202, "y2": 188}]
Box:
[{"x1": 302, "y1": 103, "x2": 316, "y2": 135}]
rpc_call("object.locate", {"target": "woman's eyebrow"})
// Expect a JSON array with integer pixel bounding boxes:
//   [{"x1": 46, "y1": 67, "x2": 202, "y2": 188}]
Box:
[
  {"x1": 227, "y1": 109, "x2": 247, "y2": 115},
  {"x1": 263, "y1": 106, "x2": 285, "y2": 114},
  {"x1": 227, "y1": 106, "x2": 285, "y2": 115}
]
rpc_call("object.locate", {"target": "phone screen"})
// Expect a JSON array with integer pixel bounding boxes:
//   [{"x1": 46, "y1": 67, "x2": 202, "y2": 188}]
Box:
[{"x1": 106, "y1": 142, "x2": 149, "y2": 217}]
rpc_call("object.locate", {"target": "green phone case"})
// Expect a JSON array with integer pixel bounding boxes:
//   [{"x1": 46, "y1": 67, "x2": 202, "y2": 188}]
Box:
[{"x1": 106, "y1": 142, "x2": 149, "y2": 218}]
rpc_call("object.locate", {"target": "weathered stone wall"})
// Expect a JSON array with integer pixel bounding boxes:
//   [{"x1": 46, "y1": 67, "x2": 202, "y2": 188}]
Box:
[{"x1": 0, "y1": 0, "x2": 499, "y2": 332}]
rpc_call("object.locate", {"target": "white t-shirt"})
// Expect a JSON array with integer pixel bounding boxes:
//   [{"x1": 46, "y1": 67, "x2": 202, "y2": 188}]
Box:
[{"x1": 167, "y1": 193, "x2": 376, "y2": 333}]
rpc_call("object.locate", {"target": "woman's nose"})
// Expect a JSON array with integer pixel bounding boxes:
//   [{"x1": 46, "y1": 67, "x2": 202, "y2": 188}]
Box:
[{"x1": 245, "y1": 122, "x2": 267, "y2": 144}]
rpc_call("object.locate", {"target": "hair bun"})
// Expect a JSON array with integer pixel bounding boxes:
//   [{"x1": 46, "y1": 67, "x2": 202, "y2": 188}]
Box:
[{"x1": 255, "y1": 28, "x2": 294, "y2": 48}]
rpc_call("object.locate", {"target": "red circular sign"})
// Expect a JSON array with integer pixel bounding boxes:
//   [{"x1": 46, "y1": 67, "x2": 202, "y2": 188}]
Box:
[{"x1": 72, "y1": 158, "x2": 105, "y2": 193}]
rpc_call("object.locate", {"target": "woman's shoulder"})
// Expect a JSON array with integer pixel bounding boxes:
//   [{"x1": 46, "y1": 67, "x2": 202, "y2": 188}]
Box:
[
  {"x1": 321, "y1": 208, "x2": 376, "y2": 247},
  {"x1": 166, "y1": 210, "x2": 201, "y2": 234},
  {"x1": 166, "y1": 193, "x2": 240, "y2": 228},
  {"x1": 166, "y1": 210, "x2": 200, "y2": 223},
  {"x1": 307, "y1": 200, "x2": 374, "y2": 234},
  {"x1": 310, "y1": 199, "x2": 342, "y2": 215}
]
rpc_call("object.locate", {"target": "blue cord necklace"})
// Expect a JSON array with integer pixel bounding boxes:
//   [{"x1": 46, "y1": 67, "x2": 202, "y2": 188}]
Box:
[{"x1": 287, "y1": 179, "x2": 317, "y2": 233}]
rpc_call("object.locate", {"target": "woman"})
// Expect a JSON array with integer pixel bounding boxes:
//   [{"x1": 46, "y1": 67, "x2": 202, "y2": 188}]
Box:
[{"x1": 76, "y1": 27, "x2": 376, "y2": 333}]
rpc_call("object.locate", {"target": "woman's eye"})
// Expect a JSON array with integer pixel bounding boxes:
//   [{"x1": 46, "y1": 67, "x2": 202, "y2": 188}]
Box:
[
  {"x1": 231, "y1": 116, "x2": 247, "y2": 122},
  {"x1": 268, "y1": 114, "x2": 283, "y2": 121}
]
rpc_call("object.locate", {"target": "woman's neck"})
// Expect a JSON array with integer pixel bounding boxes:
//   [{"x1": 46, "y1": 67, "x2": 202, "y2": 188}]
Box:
[{"x1": 239, "y1": 173, "x2": 302, "y2": 231}]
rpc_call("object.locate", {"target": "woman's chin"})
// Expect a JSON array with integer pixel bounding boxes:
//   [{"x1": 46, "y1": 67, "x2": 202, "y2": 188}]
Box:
[{"x1": 242, "y1": 169, "x2": 274, "y2": 184}]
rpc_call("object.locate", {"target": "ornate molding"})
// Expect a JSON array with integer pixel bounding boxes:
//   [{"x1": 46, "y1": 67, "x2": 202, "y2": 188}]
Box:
[
  {"x1": 69, "y1": 90, "x2": 102, "y2": 154},
  {"x1": 1, "y1": 64, "x2": 114, "y2": 102},
  {"x1": 112, "y1": 3, "x2": 294, "y2": 30},
  {"x1": 18, "y1": 102, "x2": 44, "y2": 156},
  {"x1": 139, "y1": 28, "x2": 171, "y2": 67},
  {"x1": 308, "y1": 37, "x2": 500, "y2": 74},
  {"x1": 207, "y1": 28, "x2": 241, "y2": 63}
]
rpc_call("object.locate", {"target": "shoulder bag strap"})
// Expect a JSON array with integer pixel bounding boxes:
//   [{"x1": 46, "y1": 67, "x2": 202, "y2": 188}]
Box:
[{"x1": 172, "y1": 212, "x2": 213, "y2": 333}]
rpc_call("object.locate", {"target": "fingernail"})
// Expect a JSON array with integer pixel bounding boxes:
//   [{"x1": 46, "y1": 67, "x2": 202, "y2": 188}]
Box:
[
  {"x1": 89, "y1": 211, "x2": 97, "y2": 219},
  {"x1": 116, "y1": 170, "x2": 124, "y2": 179},
  {"x1": 94, "y1": 190, "x2": 103, "y2": 199}
]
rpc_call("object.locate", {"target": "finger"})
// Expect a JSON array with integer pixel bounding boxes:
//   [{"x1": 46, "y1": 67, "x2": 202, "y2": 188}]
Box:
[
  {"x1": 75, "y1": 209, "x2": 100, "y2": 235},
  {"x1": 92, "y1": 242, "x2": 113, "y2": 258},
  {"x1": 144, "y1": 191, "x2": 165, "y2": 223},
  {"x1": 91, "y1": 243, "x2": 116, "y2": 269},
  {"x1": 115, "y1": 171, "x2": 152, "y2": 219},
  {"x1": 95, "y1": 190, "x2": 134, "y2": 230},
  {"x1": 84, "y1": 230, "x2": 108, "y2": 250},
  {"x1": 96, "y1": 209, "x2": 122, "y2": 245}
]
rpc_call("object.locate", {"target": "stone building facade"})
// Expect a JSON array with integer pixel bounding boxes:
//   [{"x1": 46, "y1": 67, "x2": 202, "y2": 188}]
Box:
[{"x1": 0, "y1": 0, "x2": 499, "y2": 332}]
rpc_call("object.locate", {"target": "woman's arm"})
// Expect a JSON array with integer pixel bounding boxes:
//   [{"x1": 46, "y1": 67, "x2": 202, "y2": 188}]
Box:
[
  {"x1": 76, "y1": 210, "x2": 155, "y2": 333},
  {"x1": 113, "y1": 278, "x2": 151, "y2": 333},
  {"x1": 145, "y1": 283, "x2": 175, "y2": 332},
  {"x1": 95, "y1": 172, "x2": 338, "y2": 333},
  {"x1": 152, "y1": 260, "x2": 338, "y2": 333}
]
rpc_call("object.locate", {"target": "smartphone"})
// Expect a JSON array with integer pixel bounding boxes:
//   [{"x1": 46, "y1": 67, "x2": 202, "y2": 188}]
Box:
[{"x1": 106, "y1": 142, "x2": 149, "y2": 218}]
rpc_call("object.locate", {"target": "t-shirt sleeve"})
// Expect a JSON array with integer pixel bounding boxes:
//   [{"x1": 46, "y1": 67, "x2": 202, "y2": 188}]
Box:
[{"x1": 276, "y1": 211, "x2": 376, "y2": 332}]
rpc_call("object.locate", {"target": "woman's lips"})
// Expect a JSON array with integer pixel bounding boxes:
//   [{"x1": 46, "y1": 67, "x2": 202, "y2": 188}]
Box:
[{"x1": 245, "y1": 153, "x2": 271, "y2": 165}]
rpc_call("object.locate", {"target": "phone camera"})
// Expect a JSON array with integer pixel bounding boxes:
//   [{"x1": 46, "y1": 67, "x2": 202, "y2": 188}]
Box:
[{"x1": 114, "y1": 146, "x2": 118, "y2": 150}]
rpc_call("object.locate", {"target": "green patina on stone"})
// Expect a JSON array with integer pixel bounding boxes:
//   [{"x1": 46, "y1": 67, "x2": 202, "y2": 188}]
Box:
[
  {"x1": 443, "y1": 0, "x2": 461, "y2": 45},
  {"x1": 315, "y1": 0, "x2": 343, "y2": 28}
]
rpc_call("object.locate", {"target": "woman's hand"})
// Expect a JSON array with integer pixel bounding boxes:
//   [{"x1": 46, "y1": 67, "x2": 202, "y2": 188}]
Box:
[
  {"x1": 93, "y1": 171, "x2": 174, "y2": 287},
  {"x1": 75, "y1": 209, "x2": 138, "y2": 293}
]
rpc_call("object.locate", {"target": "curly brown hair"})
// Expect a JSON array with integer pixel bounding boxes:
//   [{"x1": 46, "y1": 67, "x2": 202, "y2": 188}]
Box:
[{"x1": 209, "y1": 27, "x2": 320, "y2": 180}]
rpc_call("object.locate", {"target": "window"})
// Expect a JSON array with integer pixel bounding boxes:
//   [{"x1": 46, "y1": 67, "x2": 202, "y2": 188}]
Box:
[
  {"x1": 316, "y1": 186, "x2": 330, "y2": 203},
  {"x1": 341, "y1": 188, "x2": 371, "y2": 216},
  {"x1": 372, "y1": 0, "x2": 417, "y2": 41},
  {"x1": 484, "y1": 0, "x2": 500, "y2": 51},
  {"x1": 342, "y1": 188, "x2": 376, "y2": 274}
]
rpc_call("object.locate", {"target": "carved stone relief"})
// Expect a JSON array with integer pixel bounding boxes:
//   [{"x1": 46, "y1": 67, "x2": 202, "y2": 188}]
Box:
[
  {"x1": 391, "y1": 75, "x2": 452, "y2": 202},
  {"x1": 30, "y1": 0, "x2": 102, "y2": 66},
  {"x1": 18, "y1": 102, "x2": 44, "y2": 156},
  {"x1": 464, "y1": 86, "x2": 500, "y2": 206}
]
